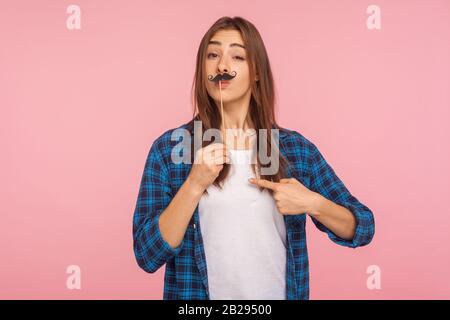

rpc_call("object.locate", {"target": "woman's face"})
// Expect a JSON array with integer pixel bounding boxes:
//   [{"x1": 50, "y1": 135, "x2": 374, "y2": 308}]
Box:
[{"x1": 205, "y1": 29, "x2": 252, "y2": 106}]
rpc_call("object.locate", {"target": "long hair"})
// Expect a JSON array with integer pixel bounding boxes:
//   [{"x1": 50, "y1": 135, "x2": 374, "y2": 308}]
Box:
[{"x1": 187, "y1": 16, "x2": 289, "y2": 194}]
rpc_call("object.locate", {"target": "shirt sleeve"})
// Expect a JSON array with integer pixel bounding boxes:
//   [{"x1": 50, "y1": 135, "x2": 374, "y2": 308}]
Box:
[
  {"x1": 132, "y1": 139, "x2": 185, "y2": 273},
  {"x1": 308, "y1": 142, "x2": 375, "y2": 248}
]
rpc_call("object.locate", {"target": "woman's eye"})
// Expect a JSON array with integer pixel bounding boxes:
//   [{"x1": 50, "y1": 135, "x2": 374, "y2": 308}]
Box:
[{"x1": 207, "y1": 53, "x2": 245, "y2": 60}]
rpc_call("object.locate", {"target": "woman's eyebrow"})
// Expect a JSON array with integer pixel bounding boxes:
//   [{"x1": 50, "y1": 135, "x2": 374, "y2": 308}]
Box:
[{"x1": 208, "y1": 40, "x2": 246, "y2": 50}]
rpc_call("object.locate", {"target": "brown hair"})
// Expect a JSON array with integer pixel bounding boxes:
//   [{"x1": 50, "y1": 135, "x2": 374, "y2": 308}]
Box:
[{"x1": 187, "y1": 16, "x2": 289, "y2": 194}]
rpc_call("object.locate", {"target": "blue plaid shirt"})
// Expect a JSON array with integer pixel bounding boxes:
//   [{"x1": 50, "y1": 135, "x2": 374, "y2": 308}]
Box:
[{"x1": 132, "y1": 120, "x2": 375, "y2": 300}]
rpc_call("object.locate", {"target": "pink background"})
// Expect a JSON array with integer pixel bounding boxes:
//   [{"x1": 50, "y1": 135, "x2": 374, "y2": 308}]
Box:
[{"x1": 1, "y1": 0, "x2": 449, "y2": 299}]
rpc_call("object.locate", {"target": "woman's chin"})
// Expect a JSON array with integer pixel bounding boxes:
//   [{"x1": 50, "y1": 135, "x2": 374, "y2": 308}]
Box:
[
  {"x1": 217, "y1": 100, "x2": 241, "y2": 108},
  {"x1": 213, "y1": 96, "x2": 234, "y2": 104}
]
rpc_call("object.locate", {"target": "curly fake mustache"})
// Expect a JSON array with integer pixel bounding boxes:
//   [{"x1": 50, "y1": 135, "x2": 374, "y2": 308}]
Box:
[{"x1": 207, "y1": 71, "x2": 237, "y2": 83}]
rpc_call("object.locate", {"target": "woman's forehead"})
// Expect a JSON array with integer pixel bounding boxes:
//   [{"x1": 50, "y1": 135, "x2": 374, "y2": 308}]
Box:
[{"x1": 209, "y1": 30, "x2": 245, "y2": 48}]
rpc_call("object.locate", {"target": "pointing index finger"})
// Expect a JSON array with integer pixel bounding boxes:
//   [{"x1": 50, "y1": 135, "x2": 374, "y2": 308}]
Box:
[{"x1": 249, "y1": 178, "x2": 279, "y2": 191}]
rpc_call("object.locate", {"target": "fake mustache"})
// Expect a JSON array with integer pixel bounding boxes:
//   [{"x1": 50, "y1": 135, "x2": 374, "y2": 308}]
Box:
[{"x1": 207, "y1": 71, "x2": 237, "y2": 83}]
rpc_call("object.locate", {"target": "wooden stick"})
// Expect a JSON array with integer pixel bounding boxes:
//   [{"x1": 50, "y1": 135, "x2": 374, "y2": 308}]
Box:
[{"x1": 219, "y1": 80, "x2": 225, "y2": 145}]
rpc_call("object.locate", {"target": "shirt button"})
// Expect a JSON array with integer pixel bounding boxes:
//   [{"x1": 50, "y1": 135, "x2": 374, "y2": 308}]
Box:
[{"x1": 193, "y1": 223, "x2": 196, "y2": 229}]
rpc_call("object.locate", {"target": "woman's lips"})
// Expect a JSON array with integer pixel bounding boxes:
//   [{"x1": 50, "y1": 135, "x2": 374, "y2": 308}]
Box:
[{"x1": 215, "y1": 81, "x2": 230, "y2": 89}]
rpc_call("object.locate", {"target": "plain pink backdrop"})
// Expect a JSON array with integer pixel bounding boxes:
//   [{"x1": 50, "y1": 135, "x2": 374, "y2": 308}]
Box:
[{"x1": 1, "y1": 0, "x2": 449, "y2": 299}]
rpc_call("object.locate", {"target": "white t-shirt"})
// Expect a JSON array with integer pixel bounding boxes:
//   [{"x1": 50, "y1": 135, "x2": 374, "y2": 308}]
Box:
[{"x1": 198, "y1": 148, "x2": 287, "y2": 300}]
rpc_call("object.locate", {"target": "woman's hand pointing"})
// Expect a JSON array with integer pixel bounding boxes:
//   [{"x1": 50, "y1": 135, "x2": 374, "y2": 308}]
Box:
[{"x1": 248, "y1": 177, "x2": 322, "y2": 216}]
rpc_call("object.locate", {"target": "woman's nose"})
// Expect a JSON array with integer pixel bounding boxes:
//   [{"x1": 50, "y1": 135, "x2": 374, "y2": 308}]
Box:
[
  {"x1": 217, "y1": 66, "x2": 228, "y2": 74},
  {"x1": 218, "y1": 57, "x2": 229, "y2": 74}
]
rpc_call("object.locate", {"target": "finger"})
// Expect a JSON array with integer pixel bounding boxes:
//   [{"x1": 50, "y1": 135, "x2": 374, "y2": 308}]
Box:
[
  {"x1": 248, "y1": 178, "x2": 279, "y2": 191},
  {"x1": 206, "y1": 154, "x2": 230, "y2": 165},
  {"x1": 206, "y1": 148, "x2": 230, "y2": 162},
  {"x1": 198, "y1": 143, "x2": 227, "y2": 160},
  {"x1": 207, "y1": 146, "x2": 229, "y2": 158},
  {"x1": 203, "y1": 148, "x2": 228, "y2": 162},
  {"x1": 280, "y1": 178, "x2": 291, "y2": 184},
  {"x1": 205, "y1": 143, "x2": 228, "y2": 152},
  {"x1": 211, "y1": 155, "x2": 231, "y2": 165}
]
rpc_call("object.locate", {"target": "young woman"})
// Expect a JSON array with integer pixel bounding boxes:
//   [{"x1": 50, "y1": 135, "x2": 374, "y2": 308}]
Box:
[{"x1": 133, "y1": 16, "x2": 375, "y2": 300}]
